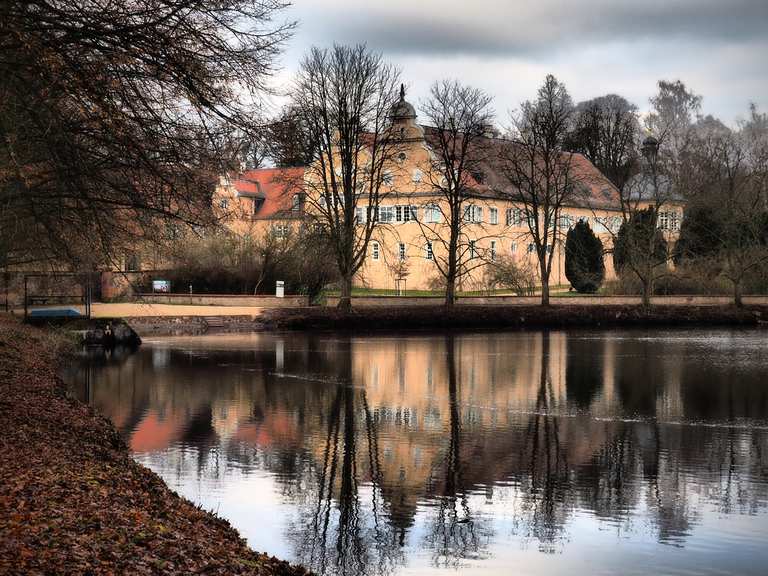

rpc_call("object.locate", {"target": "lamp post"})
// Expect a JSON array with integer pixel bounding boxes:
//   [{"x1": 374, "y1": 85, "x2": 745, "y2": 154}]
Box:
[
  {"x1": 640, "y1": 134, "x2": 661, "y2": 209},
  {"x1": 637, "y1": 134, "x2": 662, "y2": 308}
]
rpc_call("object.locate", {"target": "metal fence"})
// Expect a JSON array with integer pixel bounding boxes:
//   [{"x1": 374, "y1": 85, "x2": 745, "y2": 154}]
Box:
[{"x1": 23, "y1": 273, "x2": 94, "y2": 320}]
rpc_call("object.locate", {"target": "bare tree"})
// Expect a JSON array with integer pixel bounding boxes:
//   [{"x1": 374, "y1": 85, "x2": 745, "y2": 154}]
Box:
[
  {"x1": 263, "y1": 104, "x2": 319, "y2": 168},
  {"x1": 292, "y1": 44, "x2": 401, "y2": 311},
  {"x1": 567, "y1": 94, "x2": 640, "y2": 195},
  {"x1": 0, "y1": 0, "x2": 293, "y2": 270},
  {"x1": 418, "y1": 80, "x2": 494, "y2": 306},
  {"x1": 575, "y1": 82, "x2": 700, "y2": 307},
  {"x1": 498, "y1": 75, "x2": 577, "y2": 306},
  {"x1": 645, "y1": 80, "x2": 702, "y2": 166},
  {"x1": 682, "y1": 112, "x2": 768, "y2": 306},
  {"x1": 608, "y1": 81, "x2": 703, "y2": 306}
]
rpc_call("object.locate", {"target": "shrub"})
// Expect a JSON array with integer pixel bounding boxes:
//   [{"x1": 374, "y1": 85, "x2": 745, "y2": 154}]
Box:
[
  {"x1": 154, "y1": 227, "x2": 337, "y2": 300},
  {"x1": 564, "y1": 220, "x2": 604, "y2": 293},
  {"x1": 484, "y1": 257, "x2": 537, "y2": 296}
]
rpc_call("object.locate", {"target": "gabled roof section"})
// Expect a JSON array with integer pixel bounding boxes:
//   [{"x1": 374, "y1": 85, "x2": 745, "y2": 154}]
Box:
[
  {"x1": 421, "y1": 127, "x2": 623, "y2": 211},
  {"x1": 232, "y1": 167, "x2": 305, "y2": 219}
]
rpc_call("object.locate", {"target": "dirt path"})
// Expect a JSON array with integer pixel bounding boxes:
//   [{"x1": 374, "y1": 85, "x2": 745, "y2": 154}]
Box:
[{"x1": 91, "y1": 302, "x2": 266, "y2": 317}]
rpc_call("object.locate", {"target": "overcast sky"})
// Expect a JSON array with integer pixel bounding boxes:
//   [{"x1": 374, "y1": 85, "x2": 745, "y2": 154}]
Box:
[{"x1": 269, "y1": 0, "x2": 768, "y2": 125}]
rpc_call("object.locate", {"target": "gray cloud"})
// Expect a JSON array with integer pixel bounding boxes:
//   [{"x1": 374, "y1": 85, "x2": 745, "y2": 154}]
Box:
[
  {"x1": 276, "y1": 1, "x2": 768, "y2": 122},
  {"x1": 295, "y1": 0, "x2": 768, "y2": 57}
]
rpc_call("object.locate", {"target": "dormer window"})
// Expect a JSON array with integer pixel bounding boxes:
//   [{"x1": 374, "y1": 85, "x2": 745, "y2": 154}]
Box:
[
  {"x1": 292, "y1": 193, "x2": 304, "y2": 211},
  {"x1": 470, "y1": 169, "x2": 485, "y2": 184},
  {"x1": 253, "y1": 197, "x2": 264, "y2": 215}
]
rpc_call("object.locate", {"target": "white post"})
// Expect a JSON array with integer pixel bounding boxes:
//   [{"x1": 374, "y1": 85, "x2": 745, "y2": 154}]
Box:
[{"x1": 276, "y1": 280, "x2": 284, "y2": 298}]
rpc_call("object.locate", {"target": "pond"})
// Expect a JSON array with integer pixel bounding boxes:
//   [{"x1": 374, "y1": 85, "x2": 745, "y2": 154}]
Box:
[{"x1": 66, "y1": 329, "x2": 768, "y2": 575}]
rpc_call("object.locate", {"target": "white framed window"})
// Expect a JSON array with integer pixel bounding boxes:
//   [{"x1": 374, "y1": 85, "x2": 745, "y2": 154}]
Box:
[
  {"x1": 219, "y1": 198, "x2": 229, "y2": 209},
  {"x1": 412, "y1": 168, "x2": 423, "y2": 183},
  {"x1": 490, "y1": 240, "x2": 497, "y2": 261},
  {"x1": 510, "y1": 242, "x2": 517, "y2": 254},
  {"x1": 372, "y1": 241, "x2": 380, "y2": 260},
  {"x1": 355, "y1": 207, "x2": 366, "y2": 224},
  {"x1": 425, "y1": 204, "x2": 441, "y2": 223},
  {"x1": 399, "y1": 242, "x2": 406, "y2": 261},
  {"x1": 394, "y1": 205, "x2": 418, "y2": 223},
  {"x1": 463, "y1": 204, "x2": 483, "y2": 223},
  {"x1": 659, "y1": 211, "x2": 680, "y2": 231},
  {"x1": 527, "y1": 214, "x2": 536, "y2": 229},
  {"x1": 593, "y1": 217, "x2": 609, "y2": 234},
  {"x1": 670, "y1": 211, "x2": 680, "y2": 231},
  {"x1": 272, "y1": 224, "x2": 290, "y2": 239},
  {"x1": 557, "y1": 214, "x2": 574, "y2": 229},
  {"x1": 292, "y1": 194, "x2": 302, "y2": 211},
  {"x1": 469, "y1": 240, "x2": 477, "y2": 259},
  {"x1": 378, "y1": 206, "x2": 395, "y2": 223},
  {"x1": 425, "y1": 242, "x2": 434, "y2": 260},
  {"x1": 490, "y1": 207, "x2": 498, "y2": 225},
  {"x1": 506, "y1": 208, "x2": 523, "y2": 226}
]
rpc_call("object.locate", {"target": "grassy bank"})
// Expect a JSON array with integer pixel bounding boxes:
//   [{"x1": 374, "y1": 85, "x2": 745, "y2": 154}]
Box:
[
  {"x1": 0, "y1": 317, "x2": 309, "y2": 575},
  {"x1": 262, "y1": 304, "x2": 768, "y2": 331}
]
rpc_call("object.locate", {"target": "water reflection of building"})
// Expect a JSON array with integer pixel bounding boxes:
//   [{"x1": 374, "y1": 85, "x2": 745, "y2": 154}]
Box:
[{"x1": 69, "y1": 331, "x2": 768, "y2": 573}]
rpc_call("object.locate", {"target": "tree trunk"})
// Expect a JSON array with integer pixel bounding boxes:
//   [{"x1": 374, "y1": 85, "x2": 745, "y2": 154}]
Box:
[
  {"x1": 338, "y1": 274, "x2": 353, "y2": 312},
  {"x1": 445, "y1": 273, "x2": 456, "y2": 307},
  {"x1": 445, "y1": 231, "x2": 458, "y2": 307},
  {"x1": 539, "y1": 259, "x2": 550, "y2": 306},
  {"x1": 733, "y1": 278, "x2": 744, "y2": 308},
  {"x1": 641, "y1": 275, "x2": 653, "y2": 309}
]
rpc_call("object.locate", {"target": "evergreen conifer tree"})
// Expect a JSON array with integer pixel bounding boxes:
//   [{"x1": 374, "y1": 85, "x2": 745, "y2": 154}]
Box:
[{"x1": 565, "y1": 220, "x2": 605, "y2": 293}]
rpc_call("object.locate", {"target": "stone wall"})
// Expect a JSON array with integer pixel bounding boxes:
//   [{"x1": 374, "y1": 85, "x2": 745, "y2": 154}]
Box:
[
  {"x1": 133, "y1": 293, "x2": 309, "y2": 307},
  {"x1": 324, "y1": 295, "x2": 768, "y2": 307},
  {"x1": 126, "y1": 314, "x2": 264, "y2": 336}
]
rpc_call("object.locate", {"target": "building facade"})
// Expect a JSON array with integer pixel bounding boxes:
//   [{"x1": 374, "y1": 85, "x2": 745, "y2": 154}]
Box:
[{"x1": 215, "y1": 92, "x2": 683, "y2": 293}]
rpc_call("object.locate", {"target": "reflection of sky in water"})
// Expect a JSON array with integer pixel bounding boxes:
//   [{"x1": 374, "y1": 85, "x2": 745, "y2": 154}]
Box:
[{"x1": 67, "y1": 329, "x2": 768, "y2": 576}]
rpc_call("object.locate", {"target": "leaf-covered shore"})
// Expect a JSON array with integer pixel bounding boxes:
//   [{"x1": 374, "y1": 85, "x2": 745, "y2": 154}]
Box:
[{"x1": 0, "y1": 317, "x2": 311, "y2": 575}]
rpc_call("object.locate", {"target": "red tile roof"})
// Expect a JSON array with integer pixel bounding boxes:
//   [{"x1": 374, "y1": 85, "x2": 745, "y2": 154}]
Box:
[
  {"x1": 231, "y1": 136, "x2": 624, "y2": 215},
  {"x1": 232, "y1": 167, "x2": 305, "y2": 220}
]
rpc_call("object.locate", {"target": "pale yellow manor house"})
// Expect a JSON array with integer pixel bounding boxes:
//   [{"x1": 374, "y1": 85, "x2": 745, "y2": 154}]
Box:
[{"x1": 215, "y1": 91, "x2": 682, "y2": 292}]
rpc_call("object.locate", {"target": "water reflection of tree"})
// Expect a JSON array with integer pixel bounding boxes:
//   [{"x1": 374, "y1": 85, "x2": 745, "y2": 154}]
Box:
[
  {"x1": 75, "y1": 331, "x2": 768, "y2": 564},
  {"x1": 517, "y1": 331, "x2": 571, "y2": 552},
  {"x1": 290, "y1": 337, "x2": 402, "y2": 576},
  {"x1": 423, "y1": 335, "x2": 491, "y2": 567},
  {"x1": 565, "y1": 336, "x2": 603, "y2": 409}
]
